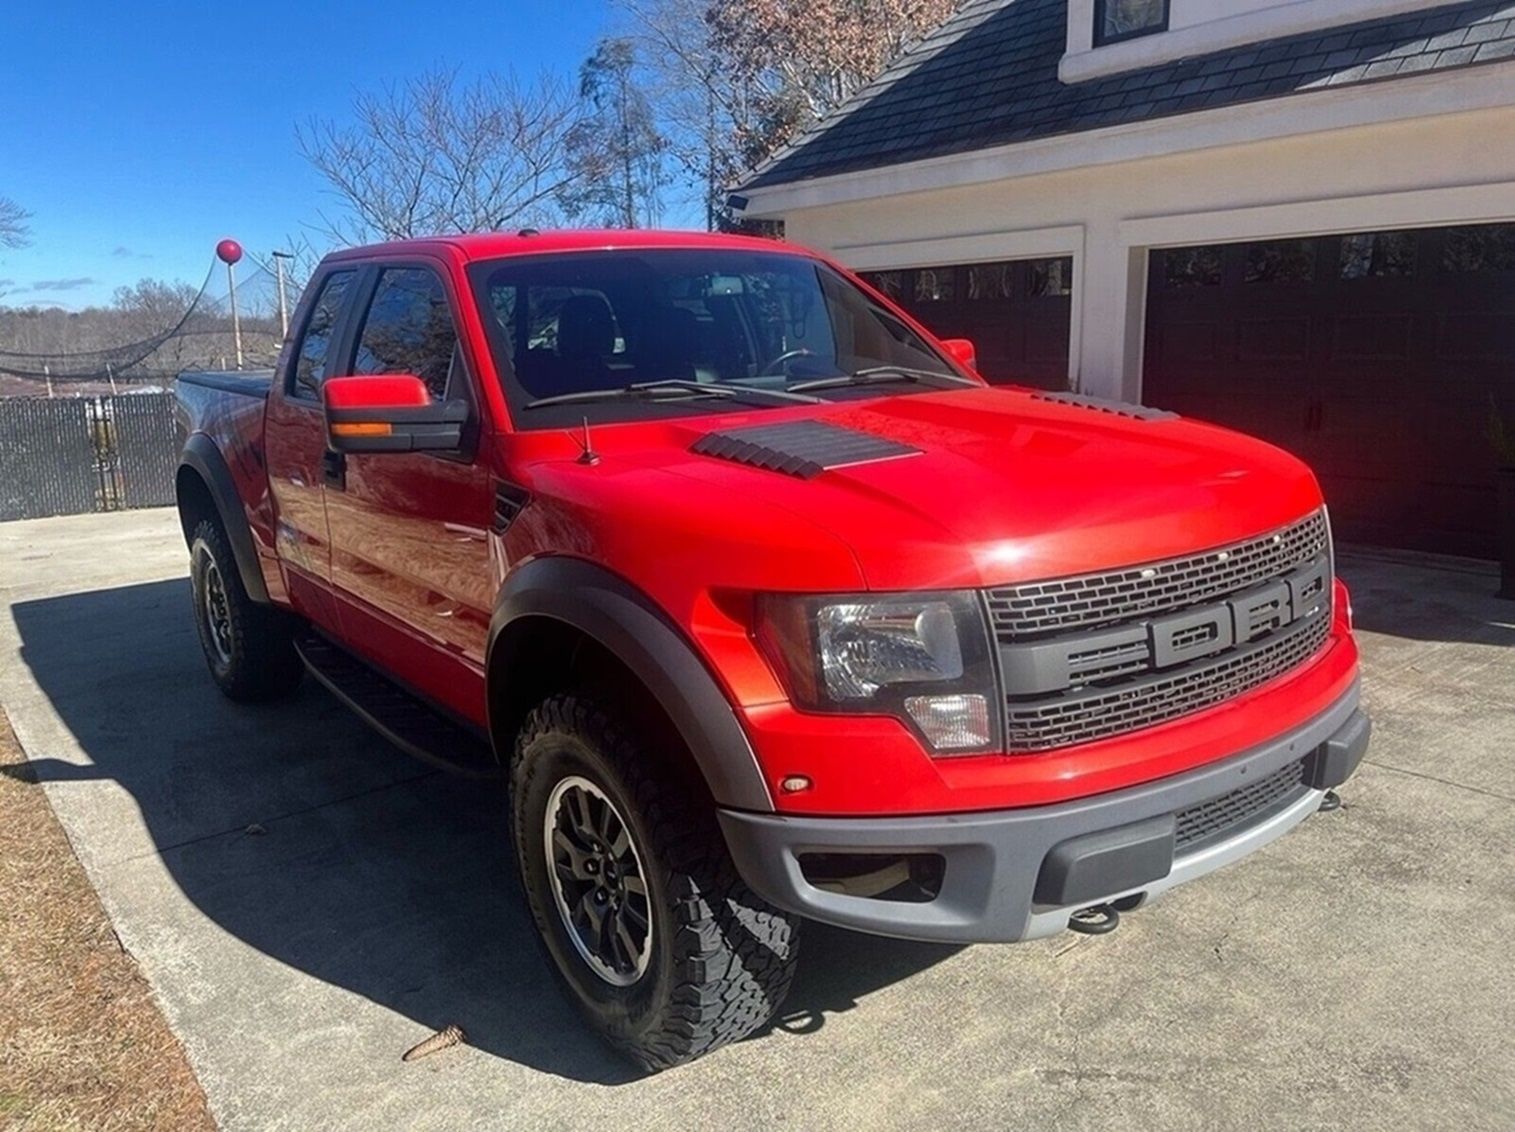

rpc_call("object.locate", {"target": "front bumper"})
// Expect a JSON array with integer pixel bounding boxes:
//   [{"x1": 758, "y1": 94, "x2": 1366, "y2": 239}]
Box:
[{"x1": 719, "y1": 679, "x2": 1369, "y2": 943}]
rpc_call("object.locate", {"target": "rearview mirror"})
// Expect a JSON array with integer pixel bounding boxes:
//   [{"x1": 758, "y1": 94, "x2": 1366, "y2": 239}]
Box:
[
  {"x1": 321, "y1": 375, "x2": 467, "y2": 454},
  {"x1": 941, "y1": 338, "x2": 978, "y2": 372}
]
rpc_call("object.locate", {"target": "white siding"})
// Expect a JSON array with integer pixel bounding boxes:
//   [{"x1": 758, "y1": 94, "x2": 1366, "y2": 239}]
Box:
[{"x1": 776, "y1": 105, "x2": 1515, "y2": 401}]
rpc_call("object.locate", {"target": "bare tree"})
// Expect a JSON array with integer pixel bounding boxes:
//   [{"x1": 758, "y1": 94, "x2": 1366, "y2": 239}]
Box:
[
  {"x1": 296, "y1": 69, "x2": 592, "y2": 243},
  {"x1": 0, "y1": 197, "x2": 31, "y2": 249},
  {"x1": 562, "y1": 39, "x2": 670, "y2": 228},
  {"x1": 615, "y1": 0, "x2": 958, "y2": 228},
  {"x1": 707, "y1": 0, "x2": 959, "y2": 124}
]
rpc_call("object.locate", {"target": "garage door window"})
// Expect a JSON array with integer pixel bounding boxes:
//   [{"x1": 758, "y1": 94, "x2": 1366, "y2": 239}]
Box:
[
  {"x1": 1244, "y1": 240, "x2": 1315, "y2": 285},
  {"x1": 1340, "y1": 232, "x2": 1416, "y2": 279},
  {"x1": 1028, "y1": 257, "x2": 1073, "y2": 297},
  {"x1": 865, "y1": 270, "x2": 904, "y2": 300},
  {"x1": 1442, "y1": 225, "x2": 1515, "y2": 273},
  {"x1": 915, "y1": 268, "x2": 955, "y2": 302},
  {"x1": 858, "y1": 257, "x2": 1073, "y2": 388},
  {"x1": 1163, "y1": 246, "x2": 1223, "y2": 288},
  {"x1": 967, "y1": 262, "x2": 1014, "y2": 300}
]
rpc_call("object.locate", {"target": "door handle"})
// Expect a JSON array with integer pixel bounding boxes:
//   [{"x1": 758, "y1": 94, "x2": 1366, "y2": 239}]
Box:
[{"x1": 322, "y1": 449, "x2": 346, "y2": 490}]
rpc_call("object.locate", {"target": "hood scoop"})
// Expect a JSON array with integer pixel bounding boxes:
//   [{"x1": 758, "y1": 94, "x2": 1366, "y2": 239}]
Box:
[
  {"x1": 1031, "y1": 391, "x2": 1177, "y2": 421},
  {"x1": 691, "y1": 420, "x2": 921, "y2": 479}
]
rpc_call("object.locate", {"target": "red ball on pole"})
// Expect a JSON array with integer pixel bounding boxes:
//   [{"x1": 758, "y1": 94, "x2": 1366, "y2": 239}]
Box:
[{"x1": 215, "y1": 238, "x2": 243, "y2": 265}]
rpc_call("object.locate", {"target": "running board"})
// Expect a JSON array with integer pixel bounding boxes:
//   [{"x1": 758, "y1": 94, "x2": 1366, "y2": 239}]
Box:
[{"x1": 295, "y1": 633, "x2": 499, "y2": 779}]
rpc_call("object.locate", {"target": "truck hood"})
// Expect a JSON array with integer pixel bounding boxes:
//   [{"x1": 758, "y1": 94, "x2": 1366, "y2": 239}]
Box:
[{"x1": 647, "y1": 387, "x2": 1324, "y2": 590}]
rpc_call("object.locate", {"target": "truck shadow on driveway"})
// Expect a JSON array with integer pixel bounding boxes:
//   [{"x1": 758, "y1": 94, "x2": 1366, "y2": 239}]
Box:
[{"x1": 9, "y1": 578, "x2": 958, "y2": 1083}]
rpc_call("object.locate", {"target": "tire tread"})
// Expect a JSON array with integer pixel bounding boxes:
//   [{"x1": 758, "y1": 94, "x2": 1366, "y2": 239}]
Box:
[{"x1": 512, "y1": 694, "x2": 796, "y2": 1071}]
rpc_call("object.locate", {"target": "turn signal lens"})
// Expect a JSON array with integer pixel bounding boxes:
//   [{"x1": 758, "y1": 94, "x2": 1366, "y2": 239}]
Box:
[
  {"x1": 331, "y1": 421, "x2": 393, "y2": 437},
  {"x1": 904, "y1": 694, "x2": 992, "y2": 751}
]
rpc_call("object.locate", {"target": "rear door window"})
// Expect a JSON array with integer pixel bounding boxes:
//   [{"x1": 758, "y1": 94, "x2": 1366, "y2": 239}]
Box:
[{"x1": 290, "y1": 270, "x2": 356, "y2": 400}]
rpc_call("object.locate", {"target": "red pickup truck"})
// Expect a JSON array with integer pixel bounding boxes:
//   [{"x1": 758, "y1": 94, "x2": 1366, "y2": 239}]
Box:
[{"x1": 175, "y1": 229, "x2": 1369, "y2": 1069}]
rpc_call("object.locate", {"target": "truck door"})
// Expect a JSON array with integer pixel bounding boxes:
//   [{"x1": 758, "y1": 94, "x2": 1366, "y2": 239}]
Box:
[
  {"x1": 320, "y1": 261, "x2": 495, "y2": 724},
  {"x1": 264, "y1": 267, "x2": 358, "y2": 627}
]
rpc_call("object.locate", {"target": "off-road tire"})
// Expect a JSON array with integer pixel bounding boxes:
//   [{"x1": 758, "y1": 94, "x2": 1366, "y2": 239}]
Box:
[
  {"x1": 511, "y1": 693, "x2": 798, "y2": 1071},
  {"x1": 189, "y1": 518, "x2": 302, "y2": 702}
]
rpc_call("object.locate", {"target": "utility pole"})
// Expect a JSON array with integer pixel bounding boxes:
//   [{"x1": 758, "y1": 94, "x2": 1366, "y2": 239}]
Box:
[
  {"x1": 270, "y1": 250, "x2": 293, "y2": 339},
  {"x1": 216, "y1": 239, "x2": 245, "y2": 370}
]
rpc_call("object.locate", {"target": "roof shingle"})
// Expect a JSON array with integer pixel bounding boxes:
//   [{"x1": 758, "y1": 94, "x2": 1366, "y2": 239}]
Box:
[{"x1": 741, "y1": 0, "x2": 1515, "y2": 191}]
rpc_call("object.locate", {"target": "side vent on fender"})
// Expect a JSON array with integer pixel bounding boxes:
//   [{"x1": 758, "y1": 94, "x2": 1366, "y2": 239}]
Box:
[
  {"x1": 493, "y1": 483, "x2": 531, "y2": 534},
  {"x1": 691, "y1": 420, "x2": 921, "y2": 479},
  {"x1": 1030, "y1": 391, "x2": 1178, "y2": 421}
]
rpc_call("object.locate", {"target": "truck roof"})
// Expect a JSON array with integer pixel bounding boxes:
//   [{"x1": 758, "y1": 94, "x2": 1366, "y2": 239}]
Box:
[{"x1": 323, "y1": 228, "x2": 793, "y2": 264}]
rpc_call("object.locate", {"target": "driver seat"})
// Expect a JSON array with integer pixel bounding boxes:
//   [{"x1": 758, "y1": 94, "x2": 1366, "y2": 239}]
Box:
[{"x1": 553, "y1": 294, "x2": 616, "y2": 393}]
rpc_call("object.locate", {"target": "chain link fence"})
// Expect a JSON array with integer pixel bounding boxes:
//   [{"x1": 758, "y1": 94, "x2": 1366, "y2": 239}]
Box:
[{"x1": 0, "y1": 393, "x2": 178, "y2": 522}]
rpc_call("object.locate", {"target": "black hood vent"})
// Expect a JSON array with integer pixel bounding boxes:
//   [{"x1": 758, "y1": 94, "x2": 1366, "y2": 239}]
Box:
[
  {"x1": 691, "y1": 420, "x2": 921, "y2": 479},
  {"x1": 1030, "y1": 391, "x2": 1177, "y2": 421}
]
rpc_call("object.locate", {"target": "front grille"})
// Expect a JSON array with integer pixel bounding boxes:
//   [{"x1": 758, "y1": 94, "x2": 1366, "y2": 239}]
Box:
[
  {"x1": 986, "y1": 511, "x2": 1328, "y2": 640},
  {"x1": 1003, "y1": 610, "x2": 1330, "y2": 751},
  {"x1": 1175, "y1": 758, "x2": 1308, "y2": 853}
]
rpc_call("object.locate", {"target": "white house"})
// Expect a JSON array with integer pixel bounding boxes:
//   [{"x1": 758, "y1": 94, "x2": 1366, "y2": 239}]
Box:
[{"x1": 734, "y1": 0, "x2": 1515, "y2": 558}]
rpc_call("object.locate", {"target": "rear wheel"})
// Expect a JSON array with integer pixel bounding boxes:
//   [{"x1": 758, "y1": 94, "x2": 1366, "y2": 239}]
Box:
[
  {"x1": 189, "y1": 518, "x2": 302, "y2": 701},
  {"x1": 511, "y1": 694, "x2": 798, "y2": 1071}
]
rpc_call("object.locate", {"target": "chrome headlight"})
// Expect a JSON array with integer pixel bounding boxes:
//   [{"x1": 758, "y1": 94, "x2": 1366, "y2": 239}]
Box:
[{"x1": 755, "y1": 591, "x2": 1000, "y2": 754}]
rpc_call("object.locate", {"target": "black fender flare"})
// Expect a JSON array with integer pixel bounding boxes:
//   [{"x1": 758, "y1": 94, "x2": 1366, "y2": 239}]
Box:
[
  {"x1": 177, "y1": 434, "x2": 271, "y2": 604},
  {"x1": 488, "y1": 557, "x2": 774, "y2": 813}
]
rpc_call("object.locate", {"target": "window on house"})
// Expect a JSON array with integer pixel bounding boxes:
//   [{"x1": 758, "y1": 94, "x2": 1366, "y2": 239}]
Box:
[
  {"x1": 1163, "y1": 246, "x2": 1224, "y2": 288},
  {"x1": 1339, "y1": 232, "x2": 1416, "y2": 280},
  {"x1": 1095, "y1": 0, "x2": 1169, "y2": 46}
]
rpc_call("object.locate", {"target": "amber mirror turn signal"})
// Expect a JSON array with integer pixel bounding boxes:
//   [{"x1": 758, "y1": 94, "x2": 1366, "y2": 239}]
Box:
[{"x1": 321, "y1": 374, "x2": 468, "y2": 454}]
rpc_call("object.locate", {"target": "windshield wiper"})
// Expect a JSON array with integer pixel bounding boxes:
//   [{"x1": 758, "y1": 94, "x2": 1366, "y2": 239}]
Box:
[
  {"x1": 787, "y1": 366, "x2": 978, "y2": 393},
  {"x1": 524, "y1": 378, "x2": 821, "y2": 410}
]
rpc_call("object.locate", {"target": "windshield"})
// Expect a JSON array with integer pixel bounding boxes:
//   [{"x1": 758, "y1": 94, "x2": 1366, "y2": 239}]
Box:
[{"x1": 468, "y1": 248, "x2": 964, "y2": 426}]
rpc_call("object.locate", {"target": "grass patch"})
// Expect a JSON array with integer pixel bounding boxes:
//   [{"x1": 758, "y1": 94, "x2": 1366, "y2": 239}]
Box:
[{"x1": 0, "y1": 709, "x2": 214, "y2": 1131}]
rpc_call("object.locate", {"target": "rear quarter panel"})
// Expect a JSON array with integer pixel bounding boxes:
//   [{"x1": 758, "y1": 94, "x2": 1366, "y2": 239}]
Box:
[{"x1": 176, "y1": 373, "x2": 288, "y2": 605}]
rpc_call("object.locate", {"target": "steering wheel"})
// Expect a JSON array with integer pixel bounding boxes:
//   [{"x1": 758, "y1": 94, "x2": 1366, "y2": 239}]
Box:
[{"x1": 758, "y1": 347, "x2": 816, "y2": 377}]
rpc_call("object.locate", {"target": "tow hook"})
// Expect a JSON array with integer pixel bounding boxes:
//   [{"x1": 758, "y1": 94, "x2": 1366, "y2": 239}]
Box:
[
  {"x1": 1319, "y1": 789, "x2": 1343, "y2": 812},
  {"x1": 1068, "y1": 903, "x2": 1120, "y2": 935}
]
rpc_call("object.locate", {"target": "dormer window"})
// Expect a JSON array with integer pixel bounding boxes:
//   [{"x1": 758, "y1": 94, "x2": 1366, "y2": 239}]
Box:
[{"x1": 1094, "y1": 0, "x2": 1169, "y2": 46}]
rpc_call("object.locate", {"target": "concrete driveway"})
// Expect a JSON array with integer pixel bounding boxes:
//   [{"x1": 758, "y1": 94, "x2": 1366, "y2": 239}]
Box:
[{"x1": 2, "y1": 509, "x2": 1512, "y2": 1130}]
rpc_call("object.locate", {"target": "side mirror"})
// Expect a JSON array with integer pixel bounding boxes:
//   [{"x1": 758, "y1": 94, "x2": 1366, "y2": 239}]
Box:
[
  {"x1": 941, "y1": 338, "x2": 978, "y2": 372},
  {"x1": 321, "y1": 375, "x2": 467, "y2": 453}
]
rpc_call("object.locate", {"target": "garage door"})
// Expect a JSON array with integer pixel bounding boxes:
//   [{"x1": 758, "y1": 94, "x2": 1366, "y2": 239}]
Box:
[
  {"x1": 858, "y1": 257, "x2": 1073, "y2": 389},
  {"x1": 1143, "y1": 224, "x2": 1515, "y2": 558}
]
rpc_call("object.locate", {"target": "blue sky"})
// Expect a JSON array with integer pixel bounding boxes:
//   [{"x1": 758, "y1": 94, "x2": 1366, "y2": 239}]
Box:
[{"x1": 0, "y1": 0, "x2": 616, "y2": 308}]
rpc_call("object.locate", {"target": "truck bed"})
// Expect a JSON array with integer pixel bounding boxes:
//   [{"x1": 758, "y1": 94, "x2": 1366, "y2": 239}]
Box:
[{"x1": 178, "y1": 369, "x2": 275, "y2": 398}]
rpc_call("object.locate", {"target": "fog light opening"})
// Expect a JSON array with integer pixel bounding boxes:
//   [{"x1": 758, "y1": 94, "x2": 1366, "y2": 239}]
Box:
[{"x1": 798, "y1": 852, "x2": 945, "y2": 904}]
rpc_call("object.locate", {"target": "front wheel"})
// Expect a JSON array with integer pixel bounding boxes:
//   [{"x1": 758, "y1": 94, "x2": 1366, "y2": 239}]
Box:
[{"x1": 511, "y1": 694, "x2": 798, "y2": 1071}]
